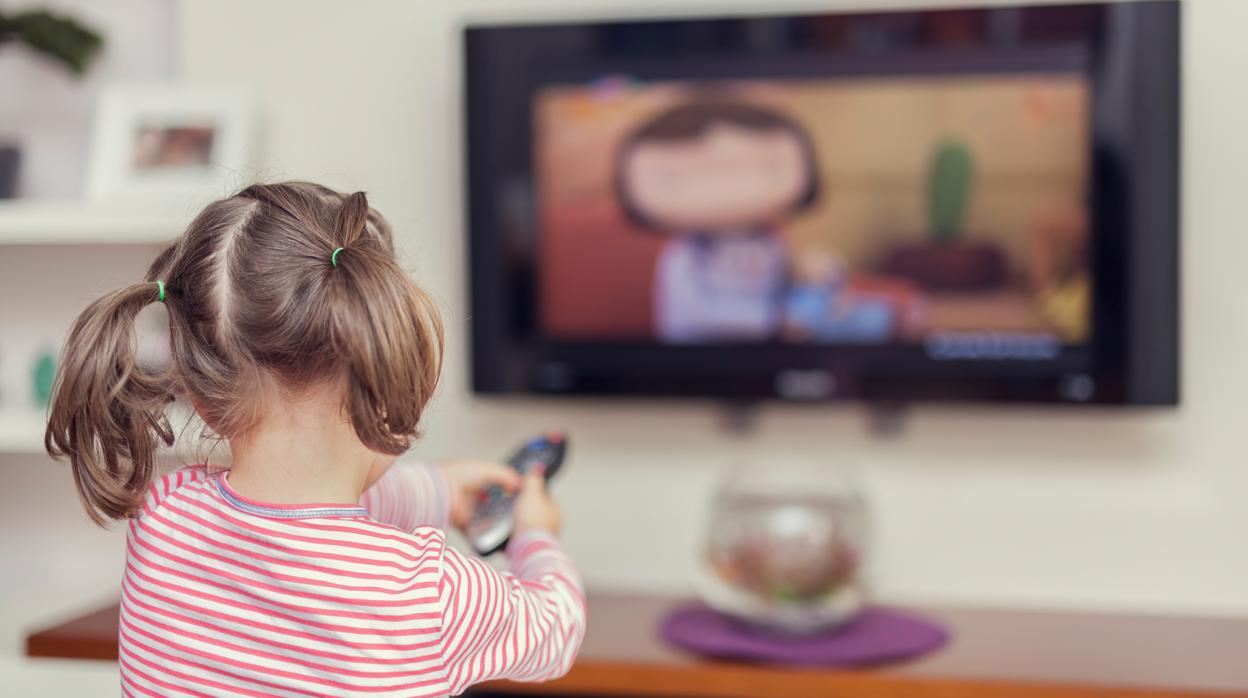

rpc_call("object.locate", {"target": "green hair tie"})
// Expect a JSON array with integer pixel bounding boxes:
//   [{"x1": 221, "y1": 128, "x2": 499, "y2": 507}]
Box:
[
  {"x1": 154, "y1": 280, "x2": 166, "y2": 303},
  {"x1": 331, "y1": 247, "x2": 344, "y2": 268}
]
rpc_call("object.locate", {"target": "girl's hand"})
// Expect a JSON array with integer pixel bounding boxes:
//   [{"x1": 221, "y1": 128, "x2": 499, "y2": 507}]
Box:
[
  {"x1": 514, "y1": 470, "x2": 562, "y2": 537},
  {"x1": 439, "y1": 460, "x2": 522, "y2": 529}
]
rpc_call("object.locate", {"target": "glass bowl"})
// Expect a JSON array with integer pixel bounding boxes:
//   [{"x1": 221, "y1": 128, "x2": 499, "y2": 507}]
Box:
[{"x1": 697, "y1": 462, "x2": 868, "y2": 634}]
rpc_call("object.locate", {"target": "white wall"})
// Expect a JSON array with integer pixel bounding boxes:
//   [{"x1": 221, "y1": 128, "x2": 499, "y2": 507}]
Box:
[
  {"x1": 172, "y1": 0, "x2": 1248, "y2": 616},
  {"x1": 2, "y1": 5, "x2": 1244, "y2": 671}
]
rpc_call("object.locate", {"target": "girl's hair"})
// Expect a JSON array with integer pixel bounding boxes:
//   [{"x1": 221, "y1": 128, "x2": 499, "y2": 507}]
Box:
[
  {"x1": 614, "y1": 100, "x2": 822, "y2": 231},
  {"x1": 45, "y1": 181, "x2": 444, "y2": 525}
]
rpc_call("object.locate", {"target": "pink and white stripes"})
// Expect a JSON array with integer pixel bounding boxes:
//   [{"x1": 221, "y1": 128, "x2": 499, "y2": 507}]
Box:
[{"x1": 117, "y1": 465, "x2": 585, "y2": 697}]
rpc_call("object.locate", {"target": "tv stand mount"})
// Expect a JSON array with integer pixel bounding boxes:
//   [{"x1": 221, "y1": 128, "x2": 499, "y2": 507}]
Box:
[{"x1": 717, "y1": 401, "x2": 909, "y2": 437}]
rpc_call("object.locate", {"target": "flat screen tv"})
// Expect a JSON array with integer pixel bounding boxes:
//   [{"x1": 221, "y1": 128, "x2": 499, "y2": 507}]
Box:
[{"x1": 464, "y1": 1, "x2": 1179, "y2": 405}]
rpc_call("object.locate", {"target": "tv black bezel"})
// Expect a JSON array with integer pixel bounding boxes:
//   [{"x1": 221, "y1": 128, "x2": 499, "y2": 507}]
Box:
[{"x1": 463, "y1": 1, "x2": 1180, "y2": 406}]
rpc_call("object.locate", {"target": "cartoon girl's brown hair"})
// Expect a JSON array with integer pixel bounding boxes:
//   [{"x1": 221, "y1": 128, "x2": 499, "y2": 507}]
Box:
[
  {"x1": 614, "y1": 100, "x2": 822, "y2": 230},
  {"x1": 45, "y1": 182, "x2": 444, "y2": 525}
]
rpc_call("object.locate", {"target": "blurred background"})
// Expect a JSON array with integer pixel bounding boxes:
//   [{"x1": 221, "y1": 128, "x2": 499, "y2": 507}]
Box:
[{"x1": 1, "y1": 0, "x2": 1245, "y2": 694}]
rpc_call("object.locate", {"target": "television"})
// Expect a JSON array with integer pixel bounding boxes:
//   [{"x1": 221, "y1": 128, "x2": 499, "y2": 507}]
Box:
[{"x1": 464, "y1": 1, "x2": 1179, "y2": 405}]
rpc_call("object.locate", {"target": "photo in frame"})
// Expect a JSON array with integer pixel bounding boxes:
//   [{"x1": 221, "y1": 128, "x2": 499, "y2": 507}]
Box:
[{"x1": 86, "y1": 86, "x2": 253, "y2": 200}]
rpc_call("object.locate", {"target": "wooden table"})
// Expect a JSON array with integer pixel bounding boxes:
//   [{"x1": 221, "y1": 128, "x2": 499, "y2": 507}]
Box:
[{"x1": 26, "y1": 593, "x2": 1248, "y2": 697}]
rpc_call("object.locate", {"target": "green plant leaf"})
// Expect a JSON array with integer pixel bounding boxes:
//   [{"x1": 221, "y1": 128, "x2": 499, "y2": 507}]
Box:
[{"x1": 0, "y1": 10, "x2": 104, "y2": 77}]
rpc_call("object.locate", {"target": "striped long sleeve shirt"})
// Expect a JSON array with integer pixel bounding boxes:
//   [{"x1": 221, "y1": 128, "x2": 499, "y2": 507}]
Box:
[{"x1": 118, "y1": 463, "x2": 586, "y2": 697}]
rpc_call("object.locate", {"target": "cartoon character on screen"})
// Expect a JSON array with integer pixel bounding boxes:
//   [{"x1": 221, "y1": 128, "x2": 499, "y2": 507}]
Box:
[
  {"x1": 614, "y1": 101, "x2": 820, "y2": 342},
  {"x1": 783, "y1": 249, "x2": 897, "y2": 344}
]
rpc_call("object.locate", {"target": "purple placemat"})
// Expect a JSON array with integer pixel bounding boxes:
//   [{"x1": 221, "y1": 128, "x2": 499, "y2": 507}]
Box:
[{"x1": 660, "y1": 603, "x2": 949, "y2": 668}]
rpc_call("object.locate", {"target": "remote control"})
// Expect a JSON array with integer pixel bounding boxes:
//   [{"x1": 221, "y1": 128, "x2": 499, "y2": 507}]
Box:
[{"x1": 465, "y1": 433, "x2": 567, "y2": 556}]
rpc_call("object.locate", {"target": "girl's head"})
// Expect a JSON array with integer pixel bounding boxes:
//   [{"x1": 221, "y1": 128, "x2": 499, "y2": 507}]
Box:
[
  {"x1": 45, "y1": 181, "x2": 444, "y2": 524},
  {"x1": 615, "y1": 100, "x2": 821, "y2": 234}
]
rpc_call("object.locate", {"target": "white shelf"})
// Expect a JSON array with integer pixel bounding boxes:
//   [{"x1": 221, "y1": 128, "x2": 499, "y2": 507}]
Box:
[
  {"x1": 0, "y1": 409, "x2": 48, "y2": 455},
  {"x1": 1, "y1": 406, "x2": 201, "y2": 456},
  {"x1": 0, "y1": 199, "x2": 192, "y2": 245}
]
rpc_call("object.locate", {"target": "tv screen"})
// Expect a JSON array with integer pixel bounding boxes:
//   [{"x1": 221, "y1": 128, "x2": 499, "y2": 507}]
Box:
[
  {"x1": 465, "y1": 1, "x2": 1179, "y2": 405},
  {"x1": 538, "y1": 73, "x2": 1090, "y2": 351}
]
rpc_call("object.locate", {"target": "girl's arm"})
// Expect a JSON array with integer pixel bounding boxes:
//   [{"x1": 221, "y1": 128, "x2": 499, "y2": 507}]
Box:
[
  {"x1": 359, "y1": 462, "x2": 452, "y2": 531},
  {"x1": 437, "y1": 531, "x2": 587, "y2": 693},
  {"x1": 361, "y1": 460, "x2": 522, "y2": 533}
]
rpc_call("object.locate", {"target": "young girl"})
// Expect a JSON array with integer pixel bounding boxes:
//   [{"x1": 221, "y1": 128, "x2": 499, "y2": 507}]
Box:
[{"x1": 44, "y1": 182, "x2": 586, "y2": 697}]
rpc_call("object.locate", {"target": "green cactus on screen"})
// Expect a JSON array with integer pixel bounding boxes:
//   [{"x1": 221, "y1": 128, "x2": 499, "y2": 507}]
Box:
[{"x1": 928, "y1": 141, "x2": 973, "y2": 243}]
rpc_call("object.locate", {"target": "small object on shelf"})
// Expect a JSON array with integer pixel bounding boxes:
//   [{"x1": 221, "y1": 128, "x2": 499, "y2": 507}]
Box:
[
  {"x1": 0, "y1": 335, "x2": 58, "y2": 452},
  {"x1": 86, "y1": 86, "x2": 253, "y2": 201},
  {"x1": 32, "y1": 346, "x2": 55, "y2": 407},
  {"x1": 660, "y1": 601, "x2": 948, "y2": 667},
  {"x1": 698, "y1": 462, "x2": 868, "y2": 634},
  {"x1": 0, "y1": 143, "x2": 19, "y2": 199}
]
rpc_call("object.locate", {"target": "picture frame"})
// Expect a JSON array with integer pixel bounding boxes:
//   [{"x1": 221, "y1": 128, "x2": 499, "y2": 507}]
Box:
[{"x1": 86, "y1": 86, "x2": 253, "y2": 200}]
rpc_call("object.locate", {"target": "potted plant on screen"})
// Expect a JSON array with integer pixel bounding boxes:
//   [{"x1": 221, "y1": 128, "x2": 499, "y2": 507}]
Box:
[
  {"x1": 881, "y1": 141, "x2": 1007, "y2": 290},
  {"x1": 0, "y1": 9, "x2": 103, "y2": 198}
]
